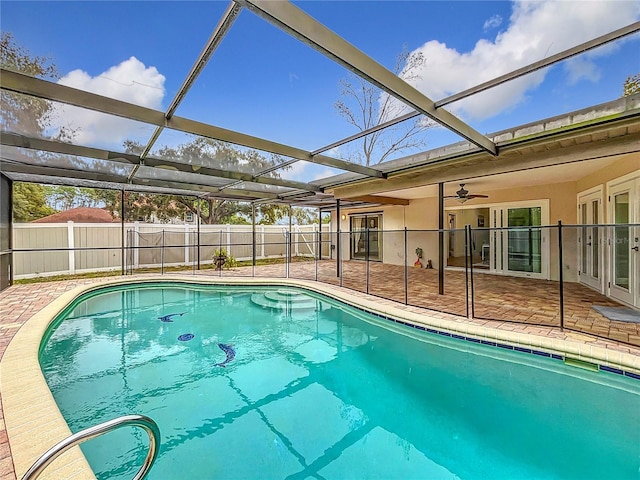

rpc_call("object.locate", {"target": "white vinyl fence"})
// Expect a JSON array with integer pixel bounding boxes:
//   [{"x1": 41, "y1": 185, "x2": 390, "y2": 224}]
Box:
[{"x1": 13, "y1": 222, "x2": 332, "y2": 279}]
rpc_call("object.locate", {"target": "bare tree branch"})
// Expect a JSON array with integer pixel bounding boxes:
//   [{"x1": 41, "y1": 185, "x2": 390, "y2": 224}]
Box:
[{"x1": 334, "y1": 47, "x2": 433, "y2": 166}]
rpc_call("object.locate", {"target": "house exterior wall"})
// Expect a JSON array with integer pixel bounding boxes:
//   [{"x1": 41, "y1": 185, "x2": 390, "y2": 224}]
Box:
[
  {"x1": 576, "y1": 153, "x2": 639, "y2": 223},
  {"x1": 335, "y1": 158, "x2": 635, "y2": 282}
]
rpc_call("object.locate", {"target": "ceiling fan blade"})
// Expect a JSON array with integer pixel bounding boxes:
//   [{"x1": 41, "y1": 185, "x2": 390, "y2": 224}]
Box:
[{"x1": 467, "y1": 194, "x2": 489, "y2": 199}]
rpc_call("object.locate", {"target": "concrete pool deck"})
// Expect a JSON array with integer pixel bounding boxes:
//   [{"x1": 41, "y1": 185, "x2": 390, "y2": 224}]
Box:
[{"x1": 1, "y1": 274, "x2": 639, "y2": 480}]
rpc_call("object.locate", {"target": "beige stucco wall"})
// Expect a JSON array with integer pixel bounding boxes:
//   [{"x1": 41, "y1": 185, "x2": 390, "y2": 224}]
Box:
[{"x1": 576, "y1": 153, "x2": 639, "y2": 223}]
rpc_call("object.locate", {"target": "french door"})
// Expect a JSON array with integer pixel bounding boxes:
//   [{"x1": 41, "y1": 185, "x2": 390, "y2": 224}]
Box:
[
  {"x1": 608, "y1": 175, "x2": 639, "y2": 307},
  {"x1": 490, "y1": 202, "x2": 549, "y2": 279},
  {"x1": 578, "y1": 189, "x2": 603, "y2": 291}
]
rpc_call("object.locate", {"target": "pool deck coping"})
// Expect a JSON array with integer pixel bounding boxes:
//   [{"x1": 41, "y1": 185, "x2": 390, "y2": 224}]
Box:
[{"x1": 2, "y1": 274, "x2": 640, "y2": 479}]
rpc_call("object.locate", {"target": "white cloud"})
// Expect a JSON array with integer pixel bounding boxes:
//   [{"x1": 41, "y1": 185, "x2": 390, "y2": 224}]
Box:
[
  {"x1": 399, "y1": 0, "x2": 640, "y2": 121},
  {"x1": 54, "y1": 56, "x2": 166, "y2": 148},
  {"x1": 483, "y1": 14, "x2": 503, "y2": 32},
  {"x1": 280, "y1": 160, "x2": 307, "y2": 180},
  {"x1": 312, "y1": 167, "x2": 338, "y2": 181},
  {"x1": 279, "y1": 161, "x2": 340, "y2": 182}
]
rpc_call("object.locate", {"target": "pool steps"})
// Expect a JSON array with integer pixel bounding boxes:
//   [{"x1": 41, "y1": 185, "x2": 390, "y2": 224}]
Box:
[{"x1": 250, "y1": 288, "x2": 332, "y2": 311}]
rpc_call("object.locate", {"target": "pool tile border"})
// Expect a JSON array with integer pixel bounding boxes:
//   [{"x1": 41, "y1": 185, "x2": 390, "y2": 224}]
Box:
[
  {"x1": 349, "y1": 303, "x2": 640, "y2": 381},
  {"x1": 2, "y1": 275, "x2": 639, "y2": 480},
  {"x1": 324, "y1": 292, "x2": 639, "y2": 381}
]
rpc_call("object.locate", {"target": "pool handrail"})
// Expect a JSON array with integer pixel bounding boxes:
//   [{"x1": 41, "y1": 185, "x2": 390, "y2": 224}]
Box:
[{"x1": 22, "y1": 414, "x2": 160, "y2": 480}]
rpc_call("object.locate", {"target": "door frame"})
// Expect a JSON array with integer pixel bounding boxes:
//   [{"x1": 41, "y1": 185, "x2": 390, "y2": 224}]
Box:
[
  {"x1": 348, "y1": 213, "x2": 383, "y2": 262},
  {"x1": 606, "y1": 172, "x2": 639, "y2": 307},
  {"x1": 445, "y1": 199, "x2": 550, "y2": 279},
  {"x1": 577, "y1": 185, "x2": 604, "y2": 293},
  {"x1": 489, "y1": 199, "x2": 550, "y2": 280}
]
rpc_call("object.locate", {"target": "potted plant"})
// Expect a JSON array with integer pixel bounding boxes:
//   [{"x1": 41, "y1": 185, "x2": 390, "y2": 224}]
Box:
[{"x1": 414, "y1": 247, "x2": 423, "y2": 268}]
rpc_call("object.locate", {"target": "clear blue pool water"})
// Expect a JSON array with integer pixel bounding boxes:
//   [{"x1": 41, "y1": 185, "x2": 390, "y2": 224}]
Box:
[{"x1": 40, "y1": 283, "x2": 640, "y2": 480}]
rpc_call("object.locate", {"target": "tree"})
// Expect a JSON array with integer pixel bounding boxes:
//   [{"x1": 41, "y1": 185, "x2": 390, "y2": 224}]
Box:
[
  {"x1": 334, "y1": 48, "x2": 433, "y2": 166},
  {"x1": 47, "y1": 186, "x2": 104, "y2": 210},
  {"x1": 2, "y1": 33, "x2": 81, "y2": 221},
  {"x1": 1, "y1": 32, "x2": 75, "y2": 141},
  {"x1": 100, "y1": 137, "x2": 291, "y2": 225},
  {"x1": 12, "y1": 183, "x2": 56, "y2": 222},
  {"x1": 1, "y1": 32, "x2": 58, "y2": 136},
  {"x1": 623, "y1": 73, "x2": 640, "y2": 97},
  {"x1": 290, "y1": 207, "x2": 331, "y2": 225}
]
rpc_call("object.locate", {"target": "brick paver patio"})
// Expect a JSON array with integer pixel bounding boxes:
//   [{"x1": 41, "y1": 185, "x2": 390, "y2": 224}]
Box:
[{"x1": 1, "y1": 267, "x2": 639, "y2": 479}]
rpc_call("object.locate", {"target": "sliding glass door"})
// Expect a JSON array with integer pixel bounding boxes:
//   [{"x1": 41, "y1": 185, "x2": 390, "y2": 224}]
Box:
[{"x1": 350, "y1": 214, "x2": 382, "y2": 261}]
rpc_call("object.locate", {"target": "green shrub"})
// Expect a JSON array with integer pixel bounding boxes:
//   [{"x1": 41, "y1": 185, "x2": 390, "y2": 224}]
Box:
[{"x1": 213, "y1": 248, "x2": 237, "y2": 269}]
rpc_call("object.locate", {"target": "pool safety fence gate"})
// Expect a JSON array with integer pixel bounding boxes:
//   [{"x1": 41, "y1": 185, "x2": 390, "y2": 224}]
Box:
[{"x1": 11, "y1": 223, "x2": 640, "y2": 348}]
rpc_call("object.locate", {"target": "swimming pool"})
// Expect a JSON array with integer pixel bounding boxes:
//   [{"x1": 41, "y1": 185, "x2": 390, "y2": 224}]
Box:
[{"x1": 39, "y1": 282, "x2": 639, "y2": 479}]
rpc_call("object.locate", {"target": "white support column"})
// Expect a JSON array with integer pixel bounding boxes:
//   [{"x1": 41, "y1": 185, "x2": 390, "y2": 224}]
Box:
[
  {"x1": 261, "y1": 225, "x2": 265, "y2": 258},
  {"x1": 294, "y1": 225, "x2": 299, "y2": 256},
  {"x1": 226, "y1": 224, "x2": 231, "y2": 256},
  {"x1": 67, "y1": 221, "x2": 75, "y2": 274}
]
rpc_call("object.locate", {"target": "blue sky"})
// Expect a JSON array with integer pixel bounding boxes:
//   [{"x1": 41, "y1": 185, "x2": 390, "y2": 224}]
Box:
[{"x1": 2, "y1": 1, "x2": 639, "y2": 183}]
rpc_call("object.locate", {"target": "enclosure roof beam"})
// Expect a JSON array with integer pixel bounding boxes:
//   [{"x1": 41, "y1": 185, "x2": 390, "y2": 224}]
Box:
[
  {"x1": 237, "y1": 0, "x2": 496, "y2": 155},
  {"x1": 137, "y1": 2, "x2": 242, "y2": 166},
  {"x1": 0, "y1": 159, "x2": 282, "y2": 200},
  {"x1": 0, "y1": 69, "x2": 385, "y2": 179},
  {"x1": 0, "y1": 132, "x2": 322, "y2": 193},
  {"x1": 311, "y1": 20, "x2": 640, "y2": 156}
]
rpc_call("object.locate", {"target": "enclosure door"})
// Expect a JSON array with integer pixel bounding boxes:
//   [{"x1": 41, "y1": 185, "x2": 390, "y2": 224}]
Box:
[
  {"x1": 578, "y1": 190, "x2": 603, "y2": 291},
  {"x1": 608, "y1": 177, "x2": 639, "y2": 307},
  {"x1": 349, "y1": 214, "x2": 382, "y2": 261},
  {"x1": 490, "y1": 202, "x2": 549, "y2": 279}
]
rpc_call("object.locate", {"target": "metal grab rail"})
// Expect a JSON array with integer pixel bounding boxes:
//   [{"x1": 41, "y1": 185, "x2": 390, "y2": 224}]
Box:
[{"x1": 22, "y1": 414, "x2": 160, "y2": 480}]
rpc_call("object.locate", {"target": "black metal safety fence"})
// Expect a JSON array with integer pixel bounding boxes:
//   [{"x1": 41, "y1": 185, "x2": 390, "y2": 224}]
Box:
[{"x1": 11, "y1": 223, "x2": 640, "y2": 348}]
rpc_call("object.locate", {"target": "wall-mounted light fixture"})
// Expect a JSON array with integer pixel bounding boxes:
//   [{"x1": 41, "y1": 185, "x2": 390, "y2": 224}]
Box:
[{"x1": 341, "y1": 214, "x2": 346, "y2": 220}]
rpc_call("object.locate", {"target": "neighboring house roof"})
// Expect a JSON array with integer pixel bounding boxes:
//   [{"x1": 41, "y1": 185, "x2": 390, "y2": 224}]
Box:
[{"x1": 33, "y1": 207, "x2": 116, "y2": 223}]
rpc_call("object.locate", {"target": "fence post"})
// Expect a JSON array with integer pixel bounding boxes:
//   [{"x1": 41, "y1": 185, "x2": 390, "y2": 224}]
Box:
[
  {"x1": 196, "y1": 211, "x2": 201, "y2": 271},
  {"x1": 251, "y1": 204, "x2": 256, "y2": 276},
  {"x1": 121, "y1": 190, "x2": 125, "y2": 276},
  {"x1": 184, "y1": 224, "x2": 190, "y2": 266},
  {"x1": 464, "y1": 225, "x2": 469, "y2": 318},
  {"x1": 286, "y1": 231, "x2": 291, "y2": 278},
  {"x1": 67, "y1": 221, "x2": 75, "y2": 275},
  {"x1": 336, "y1": 199, "x2": 341, "y2": 278},
  {"x1": 366, "y1": 226, "x2": 370, "y2": 294},
  {"x1": 404, "y1": 227, "x2": 408, "y2": 305},
  {"x1": 467, "y1": 225, "x2": 475, "y2": 318},
  {"x1": 161, "y1": 229, "x2": 165, "y2": 275},
  {"x1": 261, "y1": 225, "x2": 265, "y2": 259},
  {"x1": 438, "y1": 183, "x2": 444, "y2": 295},
  {"x1": 339, "y1": 228, "x2": 343, "y2": 288},
  {"x1": 558, "y1": 221, "x2": 564, "y2": 329},
  {"x1": 219, "y1": 229, "x2": 223, "y2": 277},
  {"x1": 226, "y1": 224, "x2": 231, "y2": 258},
  {"x1": 134, "y1": 221, "x2": 140, "y2": 268}
]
